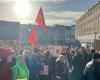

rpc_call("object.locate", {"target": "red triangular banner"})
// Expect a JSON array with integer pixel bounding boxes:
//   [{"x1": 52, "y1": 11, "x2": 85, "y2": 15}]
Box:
[
  {"x1": 29, "y1": 28, "x2": 38, "y2": 48},
  {"x1": 35, "y1": 7, "x2": 46, "y2": 32}
]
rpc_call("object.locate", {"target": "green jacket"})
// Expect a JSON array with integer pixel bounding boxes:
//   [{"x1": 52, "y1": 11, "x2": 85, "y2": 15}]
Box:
[{"x1": 12, "y1": 55, "x2": 29, "y2": 80}]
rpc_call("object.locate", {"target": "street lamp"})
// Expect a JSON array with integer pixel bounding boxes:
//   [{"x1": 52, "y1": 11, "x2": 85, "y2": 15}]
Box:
[
  {"x1": 94, "y1": 32, "x2": 97, "y2": 40},
  {"x1": 93, "y1": 32, "x2": 97, "y2": 49}
]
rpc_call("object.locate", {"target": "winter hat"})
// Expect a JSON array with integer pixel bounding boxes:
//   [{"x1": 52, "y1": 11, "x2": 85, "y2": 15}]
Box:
[
  {"x1": 56, "y1": 55, "x2": 65, "y2": 62},
  {"x1": 93, "y1": 52, "x2": 100, "y2": 60}
]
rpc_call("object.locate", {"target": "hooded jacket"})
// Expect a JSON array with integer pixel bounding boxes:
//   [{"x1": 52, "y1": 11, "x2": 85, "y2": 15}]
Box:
[
  {"x1": 12, "y1": 55, "x2": 29, "y2": 80},
  {"x1": 0, "y1": 48, "x2": 13, "y2": 80}
]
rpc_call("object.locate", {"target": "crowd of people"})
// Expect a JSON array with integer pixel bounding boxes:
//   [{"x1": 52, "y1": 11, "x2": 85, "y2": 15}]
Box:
[{"x1": 0, "y1": 40, "x2": 100, "y2": 80}]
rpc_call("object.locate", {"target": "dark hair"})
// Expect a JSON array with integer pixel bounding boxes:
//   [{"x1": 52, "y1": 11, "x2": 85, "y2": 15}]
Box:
[
  {"x1": 93, "y1": 53, "x2": 100, "y2": 60},
  {"x1": 91, "y1": 49, "x2": 96, "y2": 53}
]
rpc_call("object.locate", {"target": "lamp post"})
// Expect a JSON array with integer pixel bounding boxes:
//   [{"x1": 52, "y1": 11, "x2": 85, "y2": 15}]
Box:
[
  {"x1": 93, "y1": 32, "x2": 97, "y2": 49},
  {"x1": 94, "y1": 32, "x2": 97, "y2": 40}
]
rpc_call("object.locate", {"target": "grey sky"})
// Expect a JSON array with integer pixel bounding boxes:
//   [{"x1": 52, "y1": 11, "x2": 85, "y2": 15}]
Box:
[{"x1": 0, "y1": 0, "x2": 99, "y2": 26}]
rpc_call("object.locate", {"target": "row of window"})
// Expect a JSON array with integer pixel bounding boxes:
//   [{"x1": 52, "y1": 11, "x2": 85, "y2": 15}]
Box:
[
  {"x1": 78, "y1": 3, "x2": 100, "y2": 22},
  {"x1": 77, "y1": 15, "x2": 100, "y2": 28},
  {"x1": 76, "y1": 24, "x2": 100, "y2": 36}
]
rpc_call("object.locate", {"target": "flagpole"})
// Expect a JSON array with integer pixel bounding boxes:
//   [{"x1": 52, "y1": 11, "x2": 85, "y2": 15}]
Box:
[{"x1": 29, "y1": 7, "x2": 46, "y2": 49}]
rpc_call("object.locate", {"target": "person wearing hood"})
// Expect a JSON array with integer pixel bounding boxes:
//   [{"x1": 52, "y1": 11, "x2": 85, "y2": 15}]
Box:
[
  {"x1": 12, "y1": 55, "x2": 29, "y2": 80},
  {"x1": 84, "y1": 50, "x2": 100, "y2": 80},
  {"x1": 0, "y1": 47, "x2": 14, "y2": 80},
  {"x1": 24, "y1": 49, "x2": 41, "y2": 80},
  {"x1": 55, "y1": 54, "x2": 69, "y2": 80}
]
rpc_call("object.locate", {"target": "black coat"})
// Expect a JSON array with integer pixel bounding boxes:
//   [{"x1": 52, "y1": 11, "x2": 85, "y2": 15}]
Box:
[{"x1": 84, "y1": 61, "x2": 96, "y2": 80}]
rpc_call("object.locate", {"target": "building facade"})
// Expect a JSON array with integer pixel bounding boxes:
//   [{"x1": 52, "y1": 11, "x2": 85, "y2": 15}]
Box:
[
  {"x1": 52, "y1": 25, "x2": 76, "y2": 46},
  {"x1": 0, "y1": 20, "x2": 20, "y2": 40},
  {"x1": 43, "y1": 25, "x2": 77, "y2": 47},
  {"x1": 20, "y1": 24, "x2": 77, "y2": 46},
  {"x1": 0, "y1": 20, "x2": 77, "y2": 47},
  {"x1": 76, "y1": 2, "x2": 100, "y2": 48}
]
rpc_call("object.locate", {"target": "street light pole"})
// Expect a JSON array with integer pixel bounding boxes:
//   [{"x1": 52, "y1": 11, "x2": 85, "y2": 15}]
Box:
[{"x1": 93, "y1": 32, "x2": 97, "y2": 49}]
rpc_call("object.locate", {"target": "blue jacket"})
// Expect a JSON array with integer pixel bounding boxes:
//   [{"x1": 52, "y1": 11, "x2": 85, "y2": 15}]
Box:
[{"x1": 25, "y1": 55, "x2": 41, "y2": 80}]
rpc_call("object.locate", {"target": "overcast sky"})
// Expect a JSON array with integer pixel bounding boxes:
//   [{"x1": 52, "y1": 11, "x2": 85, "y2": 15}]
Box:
[{"x1": 0, "y1": 0, "x2": 99, "y2": 26}]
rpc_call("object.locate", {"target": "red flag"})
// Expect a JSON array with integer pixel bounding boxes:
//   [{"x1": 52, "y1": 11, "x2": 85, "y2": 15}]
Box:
[
  {"x1": 29, "y1": 28, "x2": 38, "y2": 48},
  {"x1": 35, "y1": 7, "x2": 46, "y2": 32}
]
